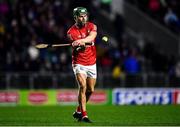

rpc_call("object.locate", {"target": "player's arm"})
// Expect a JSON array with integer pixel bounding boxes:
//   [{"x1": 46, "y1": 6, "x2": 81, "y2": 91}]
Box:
[{"x1": 81, "y1": 24, "x2": 97, "y2": 44}]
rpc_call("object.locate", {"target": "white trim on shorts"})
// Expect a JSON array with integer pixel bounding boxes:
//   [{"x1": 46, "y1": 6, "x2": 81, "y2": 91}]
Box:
[{"x1": 72, "y1": 64, "x2": 97, "y2": 79}]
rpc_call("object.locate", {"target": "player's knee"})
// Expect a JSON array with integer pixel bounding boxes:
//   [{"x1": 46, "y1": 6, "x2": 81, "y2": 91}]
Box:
[
  {"x1": 80, "y1": 85, "x2": 86, "y2": 91},
  {"x1": 87, "y1": 88, "x2": 94, "y2": 94}
]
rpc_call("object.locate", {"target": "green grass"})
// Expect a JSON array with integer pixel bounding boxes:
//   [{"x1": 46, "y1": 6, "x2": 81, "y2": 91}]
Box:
[{"x1": 0, "y1": 105, "x2": 180, "y2": 126}]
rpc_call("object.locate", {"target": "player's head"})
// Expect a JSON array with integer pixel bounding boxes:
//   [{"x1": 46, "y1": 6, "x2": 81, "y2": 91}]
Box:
[{"x1": 73, "y1": 7, "x2": 88, "y2": 27}]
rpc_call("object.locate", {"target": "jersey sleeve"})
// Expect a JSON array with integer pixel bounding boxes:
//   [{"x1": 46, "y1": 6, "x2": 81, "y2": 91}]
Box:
[
  {"x1": 89, "y1": 22, "x2": 97, "y2": 32},
  {"x1": 67, "y1": 29, "x2": 74, "y2": 42}
]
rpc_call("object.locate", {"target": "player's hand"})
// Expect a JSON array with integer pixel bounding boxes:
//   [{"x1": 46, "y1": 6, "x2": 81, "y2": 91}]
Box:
[
  {"x1": 72, "y1": 41, "x2": 80, "y2": 47},
  {"x1": 72, "y1": 40, "x2": 85, "y2": 47}
]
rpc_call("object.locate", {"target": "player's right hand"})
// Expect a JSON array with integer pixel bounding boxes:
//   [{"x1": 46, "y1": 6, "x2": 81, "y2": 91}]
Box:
[
  {"x1": 72, "y1": 41, "x2": 80, "y2": 47},
  {"x1": 72, "y1": 40, "x2": 85, "y2": 47}
]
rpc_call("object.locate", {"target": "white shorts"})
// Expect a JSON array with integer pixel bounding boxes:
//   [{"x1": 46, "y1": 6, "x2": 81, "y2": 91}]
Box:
[{"x1": 72, "y1": 64, "x2": 97, "y2": 79}]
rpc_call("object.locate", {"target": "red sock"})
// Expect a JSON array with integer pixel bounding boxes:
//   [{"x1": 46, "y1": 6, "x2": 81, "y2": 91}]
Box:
[
  {"x1": 76, "y1": 106, "x2": 81, "y2": 112},
  {"x1": 82, "y1": 111, "x2": 87, "y2": 117}
]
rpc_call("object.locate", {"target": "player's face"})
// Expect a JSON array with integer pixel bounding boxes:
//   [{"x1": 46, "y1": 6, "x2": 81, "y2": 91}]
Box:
[{"x1": 76, "y1": 14, "x2": 88, "y2": 27}]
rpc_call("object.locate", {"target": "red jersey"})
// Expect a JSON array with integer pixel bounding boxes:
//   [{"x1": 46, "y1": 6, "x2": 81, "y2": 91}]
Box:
[{"x1": 67, "y1": 22, "x2": 97, "y2": 66}]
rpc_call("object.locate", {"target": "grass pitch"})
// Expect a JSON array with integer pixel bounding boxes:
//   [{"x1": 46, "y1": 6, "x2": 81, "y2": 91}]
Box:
[{"x1": 0, "y1": 105, "x2": 180, "y2": 126}]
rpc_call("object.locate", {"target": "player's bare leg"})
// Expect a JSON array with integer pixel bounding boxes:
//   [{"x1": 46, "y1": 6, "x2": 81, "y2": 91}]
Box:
[
  {"x1": 76, "y1": 77, "x2": 96, "y2": 123},
  {"x1": 86, "y1": 77, "x2": 96, "y2": 102},
  {"x1": 76, "y1": 73, "x2": 87, "y2": 112},
  {"x1": 73, "y1": 73, "x2": 88, "y2": 121},
  {"x1": 73, "y1": 74, "x2": 93, "y2": 123}
]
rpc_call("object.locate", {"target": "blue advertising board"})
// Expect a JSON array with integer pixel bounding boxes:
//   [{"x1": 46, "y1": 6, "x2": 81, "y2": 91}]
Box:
[{"x1": 113, "y1": 88, "x2": 173, "y2": 105}]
